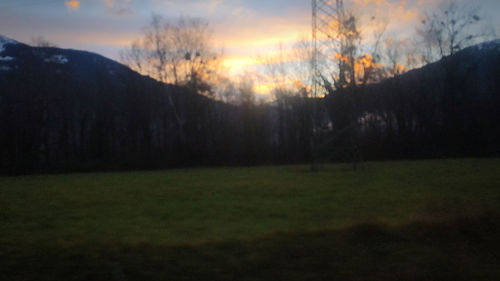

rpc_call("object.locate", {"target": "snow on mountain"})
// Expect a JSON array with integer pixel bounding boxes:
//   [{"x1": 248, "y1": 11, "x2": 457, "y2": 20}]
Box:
[
  {"x1": 0, "y1": 35, "x2": 18, "y2": 53},
  {"x1": 0, "y1": 56, "x2": 14, "y2": 61},
  {"x1": 476, "y1": 39, "x2": 500, "y2": 51},
  {"x1": 44, "y1": 54, "x2": 69, "y2": 64},
  {"x1": 0, "y1": 36, "x2": 17, "y2": 73}
]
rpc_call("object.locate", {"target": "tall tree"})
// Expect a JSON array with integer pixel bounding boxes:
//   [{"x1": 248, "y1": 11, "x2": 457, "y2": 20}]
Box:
[
  {"x1": 121, "y1": 15, "x2": 220, "y2": 91},
  {"x1": 121, "y1": 15, "x2": 221, "y2": 143},
  {"x1": 417, "y1": 0, "x2": 492, "y2": 61}
]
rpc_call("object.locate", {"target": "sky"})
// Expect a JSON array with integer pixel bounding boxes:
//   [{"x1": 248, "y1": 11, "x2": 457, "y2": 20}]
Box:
[{"x1": 0, "y1": 0, "x2": 499, "y2": 79}]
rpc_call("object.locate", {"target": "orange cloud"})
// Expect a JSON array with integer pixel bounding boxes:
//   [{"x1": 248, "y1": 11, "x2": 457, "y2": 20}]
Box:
[
  {"x1": 65, "y1": 0, "x2": 80, "y2": 10},
  {"x1": 354, "y1": 0, "x2": 386, "y2": 7},
  {"x1": 222, "y1": 56, "x2": 261, "y2": 76},
  {"x1": 215, "y1": 21, "x2": 309, "y2": 50},
  {"x1": 254, "y1": 82, "x2": 275, "y2": 95}
]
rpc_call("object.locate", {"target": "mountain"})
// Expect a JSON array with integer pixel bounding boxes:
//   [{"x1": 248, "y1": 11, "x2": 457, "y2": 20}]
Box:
[
  {"x1": 1, "y1": 34, "x2": 499, "y2": 174},
  {"x1": 325, "y1": 39, "x2": 500, "y2": 160},
  {"x1": 1, "y1": 34, "x2": 156, "y2": 86},
  {"x1": 0, "y1": 35, "x2": 238, "y2": 174}
]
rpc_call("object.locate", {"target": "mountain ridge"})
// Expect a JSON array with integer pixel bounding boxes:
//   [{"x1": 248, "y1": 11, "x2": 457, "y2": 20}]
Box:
[{"x1": 1, "y1": 34, "x2": 499, "y2": 174}]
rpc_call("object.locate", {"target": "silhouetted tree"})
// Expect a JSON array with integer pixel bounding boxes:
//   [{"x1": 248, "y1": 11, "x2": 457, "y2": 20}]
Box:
[{"x1": 417, "y1": 0, "x2": 493, "y2": 61}]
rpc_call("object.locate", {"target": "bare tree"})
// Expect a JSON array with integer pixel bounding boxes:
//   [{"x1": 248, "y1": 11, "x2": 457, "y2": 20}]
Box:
[
  {"x1": 417, "y1": 0, "x2": 492, "y2": 61},
  {"x1": 383, "y1": 37, "x2": 408, "y2": 77},
  {"x1": 215, "y1": 77, "x2": 238, "y2": 104},
  {"x1": 121, "y1": 15, "x2": 222, "y2": 142},
  {"x1": 291, "y1": 38, "x2": 316, "y2": 93},
  {"x1": 120, "y1": 40, "x2": 145, "y2": 74},
  {"x1": 259, "y1": 38, "x2": 316, "y2": 101},
  {"x1": 31, "y1": 36, "x2": 57, "y2": 48},
  {"x1": 237, "y1": 75, "x2": 256, "y2": 106},
  {"x1": 331, "y1": 6, "x2": 362, "y2": 89},
  {"x1": 122, "y1": 15, "x2": 219, "y2": 89}
]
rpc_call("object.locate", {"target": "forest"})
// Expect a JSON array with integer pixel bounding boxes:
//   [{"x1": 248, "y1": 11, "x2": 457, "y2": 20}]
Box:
[{"x1": 0, "y1": 0, "x2": 499, "y2": 174}]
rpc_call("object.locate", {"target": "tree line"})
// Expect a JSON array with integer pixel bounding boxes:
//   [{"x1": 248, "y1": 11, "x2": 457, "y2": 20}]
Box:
[{"x1": 0, "y1": 0, "x2": 499, "y2": 174}]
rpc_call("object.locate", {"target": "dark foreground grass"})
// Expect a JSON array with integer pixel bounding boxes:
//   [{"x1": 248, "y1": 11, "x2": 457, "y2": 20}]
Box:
[
  {"x1": 1, "y1": 159, "x2": 500, "y2": 280},
  {"x1": 3, "y1": 214, "x2": 500, "y2": 281}
]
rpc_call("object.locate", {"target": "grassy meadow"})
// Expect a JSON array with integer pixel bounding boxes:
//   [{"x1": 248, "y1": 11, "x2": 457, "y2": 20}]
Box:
[{"x1": 1, "y1": 158, "x2": 500, "y2": 280}]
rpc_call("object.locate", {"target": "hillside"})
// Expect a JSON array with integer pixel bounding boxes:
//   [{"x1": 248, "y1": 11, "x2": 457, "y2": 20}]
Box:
[
  {"x1": 0, "y1": 35, "x2": 229, "y2": 174},
  {"x1": 1, "y1": 35, "x2": 500, "y2": 174},
  {"x1": 325, "y1": 39, "x2": 500, "y2": 160}
]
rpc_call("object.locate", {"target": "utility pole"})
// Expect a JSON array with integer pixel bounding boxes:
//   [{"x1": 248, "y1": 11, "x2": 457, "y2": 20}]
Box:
[
  {"x1": 312, "y1": 0, "x2": 362, "y2": 170},
  {"x1": 311, "y1": 0, "x2": 342, "y2": 170}
]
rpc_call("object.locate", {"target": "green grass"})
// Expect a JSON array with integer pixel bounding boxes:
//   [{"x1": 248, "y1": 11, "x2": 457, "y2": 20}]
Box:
[{"x1": 1, "y1": 158, "x2": 500, "y2": 280}]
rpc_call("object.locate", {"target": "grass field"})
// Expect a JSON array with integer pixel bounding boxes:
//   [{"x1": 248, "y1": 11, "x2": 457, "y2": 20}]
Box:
[{"x1": 1, "y1": 159, "x2": 500, "y2": 280}]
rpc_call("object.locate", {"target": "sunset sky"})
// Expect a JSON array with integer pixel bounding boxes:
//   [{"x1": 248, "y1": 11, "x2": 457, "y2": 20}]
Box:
[{"x1": 1, "y1": 0, "x2": 498, "y2": 79}]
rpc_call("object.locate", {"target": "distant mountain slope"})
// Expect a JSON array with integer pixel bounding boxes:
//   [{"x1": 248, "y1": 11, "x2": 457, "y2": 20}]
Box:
[
  {"x1": 394, "y1": 39, "x2": 500, "y2": 99},
  {"x1": 1, "y1": 34, "x2": 499, "y2": 174},
  {"x1": 325, "y1": 39, "x2": 500, "y2": 159},
  {"x1": 1, "y1": 34, "x2": 151, "y2": 85},
  {"x1": 0, "y1": 35, "x2": 233, "y2": 174}
]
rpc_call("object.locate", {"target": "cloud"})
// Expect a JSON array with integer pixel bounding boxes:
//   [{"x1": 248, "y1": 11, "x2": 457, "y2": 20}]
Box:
[
  {"x1": 65, "y1": 0, "x2": 80, "y2": 10},
  {"x1": 214, "y1": 9, "x2": 309, "y2": 48},
  {"x1": 152, "y1": 0, "x2": 227, "y2": 16},
  {"x1": 344, "y1": 0, "x2": 423, "y2": 40},
  {"x1": 222, "y1": 56, "x2": 263, "y2": 76},
  {"x1": 206, "y1": 0, "x2": 225, "y2": 14},
  {"x1": 103, "y1": 0, "x2": 133, "y2": 16}
]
